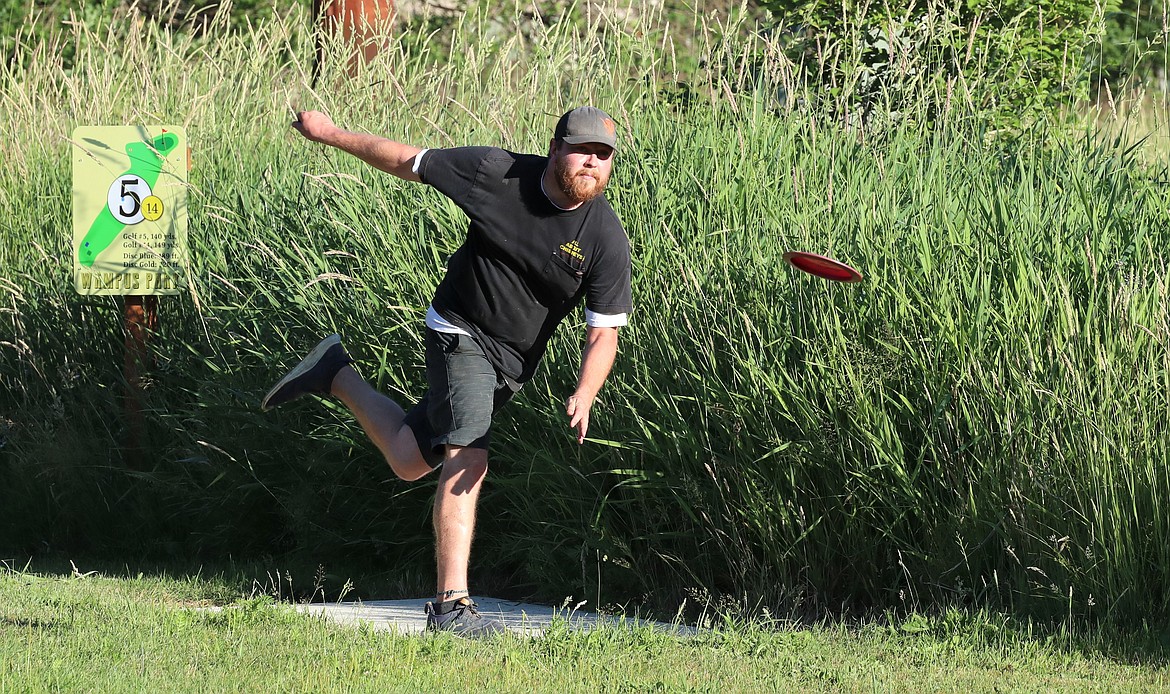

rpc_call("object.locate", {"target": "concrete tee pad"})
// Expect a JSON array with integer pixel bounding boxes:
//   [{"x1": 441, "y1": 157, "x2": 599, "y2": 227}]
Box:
[{"x1": 295, "y1": 597, "x2": 697, "y2": 636}]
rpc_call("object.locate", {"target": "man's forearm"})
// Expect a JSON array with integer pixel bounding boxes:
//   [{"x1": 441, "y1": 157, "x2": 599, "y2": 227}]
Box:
[
  {"x1": 294, "y1": 111, "x2": 423, "y2": 182},
  {"x1": 321, "y1": 128, "x2": 423, "y2": 182},
  {"x1": 574, "y1": 326, "x2": 619, "y2": 398}
]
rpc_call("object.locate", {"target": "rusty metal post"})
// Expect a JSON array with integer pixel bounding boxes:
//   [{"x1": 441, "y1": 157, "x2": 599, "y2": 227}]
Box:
[
  {"x1": 312, "y1": 0, "x2": 396, "y2": 86},
  {"x1": 122, "y1": 295, "x2": 158, "y2": 468}
]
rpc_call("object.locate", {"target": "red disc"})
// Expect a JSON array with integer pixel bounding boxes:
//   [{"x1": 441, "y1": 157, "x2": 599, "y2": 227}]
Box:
[{"x1": 782, "y1": 251, "x2": 862, "y2": 283}]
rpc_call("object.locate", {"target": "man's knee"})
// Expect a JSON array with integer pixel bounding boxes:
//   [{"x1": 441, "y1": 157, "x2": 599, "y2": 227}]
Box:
[
  {"x1": 440, "y1": 446, "x2": 488, "y2": 493},
  {"x1": 386, "y1": 424, "x2": 432, "y2": 481}
]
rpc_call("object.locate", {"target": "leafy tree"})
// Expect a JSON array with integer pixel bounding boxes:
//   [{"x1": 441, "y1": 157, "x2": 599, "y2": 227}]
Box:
[
  {"x1": 760, "y1": 0, "x2": 1107, "y2": 127},
  {"x1": 1, "y1": 0, "x2": 294, "y2": 69},
  {"x1": 1095, "y1": 0, "x2": 1167, "y2": 86}
]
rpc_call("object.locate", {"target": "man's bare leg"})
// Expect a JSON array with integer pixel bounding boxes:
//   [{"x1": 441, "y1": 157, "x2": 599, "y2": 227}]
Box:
[
  {"x1": 433, "y1": 445, "x2": 488, "y2": 601},
  {"x1": 329, "y1": 365, "x2": 433, "y2": 482}
]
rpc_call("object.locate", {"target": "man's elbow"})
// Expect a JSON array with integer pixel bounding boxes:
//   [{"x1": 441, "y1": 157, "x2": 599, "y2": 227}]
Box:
[{"x1": 587, "y1": 326, "x2": 620, "y2": 350}]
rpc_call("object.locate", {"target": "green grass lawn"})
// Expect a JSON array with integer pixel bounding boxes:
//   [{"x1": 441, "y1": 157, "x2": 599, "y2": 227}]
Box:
[{"x1": 1, "y1": 560, "x2": 1166, "y2": 693}]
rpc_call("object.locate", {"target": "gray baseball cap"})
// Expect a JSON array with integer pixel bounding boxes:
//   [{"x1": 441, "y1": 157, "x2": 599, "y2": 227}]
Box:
[{"x1": 554, "y1": 106, "x2": 618, "y2": 150}]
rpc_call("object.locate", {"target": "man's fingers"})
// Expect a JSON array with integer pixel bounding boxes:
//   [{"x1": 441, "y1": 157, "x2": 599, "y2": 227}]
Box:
[
  {"x1": 567, "y1": 397, "x2": 588, "y2": 443},
  {"x1": 290, "y1": 115, "x2": 310, "y2": 139},
  {"x1": 566, "y1": 394, "x2": 592, "y2": 443}
]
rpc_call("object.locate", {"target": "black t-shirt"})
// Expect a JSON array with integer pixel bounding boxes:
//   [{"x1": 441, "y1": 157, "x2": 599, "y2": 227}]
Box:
[{"x1": 418, "y1": 146, "x2": 633, "y2": 382}]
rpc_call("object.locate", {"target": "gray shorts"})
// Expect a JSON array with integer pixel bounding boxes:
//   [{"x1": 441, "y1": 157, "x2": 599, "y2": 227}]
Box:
[{"x1": 403, "y1": 328, "x2": 521, "y2": 468}]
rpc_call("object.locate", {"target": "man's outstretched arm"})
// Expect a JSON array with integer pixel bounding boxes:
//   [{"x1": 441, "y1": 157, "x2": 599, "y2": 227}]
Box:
[
  {"x1": 566, "y1": 325, "x2": 619, "y2": 445},
  {"x1": 292, "y1": 110, "x2": 423, "y2": 182}
]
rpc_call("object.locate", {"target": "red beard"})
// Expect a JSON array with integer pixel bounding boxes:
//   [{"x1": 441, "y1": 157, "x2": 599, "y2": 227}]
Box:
[{"x1": 554, "y1": 157, "x2": 609, "y2": 205}]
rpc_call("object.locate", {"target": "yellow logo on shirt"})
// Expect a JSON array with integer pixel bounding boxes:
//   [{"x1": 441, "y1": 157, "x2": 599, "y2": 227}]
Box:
[
  {"x1": 559, "y1": 239, "x2": 584, "y2": 262},
  {"x1": 556, "y1": 239, "x2": 586, "y2": 273}
]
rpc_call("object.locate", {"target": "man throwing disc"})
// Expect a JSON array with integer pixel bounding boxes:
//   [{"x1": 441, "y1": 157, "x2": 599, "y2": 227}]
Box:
[{"x1": 263, "y1": 106, "x2": 633, "y2": 637}]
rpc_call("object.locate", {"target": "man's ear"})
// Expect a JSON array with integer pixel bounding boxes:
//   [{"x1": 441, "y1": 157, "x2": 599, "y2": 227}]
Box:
[{"x1": 548, "y1": 138, "x2": 559, "y2": 157}]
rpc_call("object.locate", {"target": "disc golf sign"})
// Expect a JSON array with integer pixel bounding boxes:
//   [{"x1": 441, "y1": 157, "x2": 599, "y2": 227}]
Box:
[{"x1": 72, "y1": 126, "x2": 188, "y2": 295}]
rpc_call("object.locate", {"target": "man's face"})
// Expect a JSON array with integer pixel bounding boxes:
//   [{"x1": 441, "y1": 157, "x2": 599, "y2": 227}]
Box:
[{"x1": 550, "y1": 140, "x2": 614, "y2": 205}]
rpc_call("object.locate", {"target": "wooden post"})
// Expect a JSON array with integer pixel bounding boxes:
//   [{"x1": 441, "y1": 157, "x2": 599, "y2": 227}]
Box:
[{"x1": 122, "y1": 294, "x2": 158, "y2": 468}]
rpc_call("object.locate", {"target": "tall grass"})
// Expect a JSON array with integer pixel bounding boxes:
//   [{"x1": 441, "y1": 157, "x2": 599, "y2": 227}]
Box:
[{"x1": 1, "y1": 1, "x2": 1168, "y2": 626}]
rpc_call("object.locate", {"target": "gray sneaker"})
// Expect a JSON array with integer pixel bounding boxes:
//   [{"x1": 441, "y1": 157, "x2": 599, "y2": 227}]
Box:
[
  {"x1": 260, "y1": 334, "x2": 353, "y2": 411},
  {"x1": 425, "y1": 597, "x2": 507, "y2": 638}
]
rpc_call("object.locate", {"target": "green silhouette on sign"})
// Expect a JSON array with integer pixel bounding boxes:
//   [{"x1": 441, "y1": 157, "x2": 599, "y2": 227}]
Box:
[{"x1": 78, "y1": 132, "x2": 179, "y2": 267}]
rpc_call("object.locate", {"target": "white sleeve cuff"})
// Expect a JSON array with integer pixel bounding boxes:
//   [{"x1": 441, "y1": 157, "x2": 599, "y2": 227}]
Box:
[
  {"x1": 411, "y1": 148, "x2": 429, "y2": 175},
  {"x1": 585, "y1": 308, "x2": 628, "y2": 328}
]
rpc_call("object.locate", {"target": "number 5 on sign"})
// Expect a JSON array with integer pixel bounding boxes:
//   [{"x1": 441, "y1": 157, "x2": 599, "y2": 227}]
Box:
[
  {"x1": 72, "y1": 126, "x2": 189, "y2": 296},
  {"x1": 109, "y1": 176, "x2": 149, "y2": 223}
]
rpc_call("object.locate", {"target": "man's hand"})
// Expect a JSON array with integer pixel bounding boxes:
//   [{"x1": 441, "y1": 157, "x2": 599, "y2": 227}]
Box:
[
  {"x1": 291, "y1": 110, "x2": 337, "y2": 144},
  {"x1": 565, "y1": 392, "x2": 595, "y2": 445}
]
